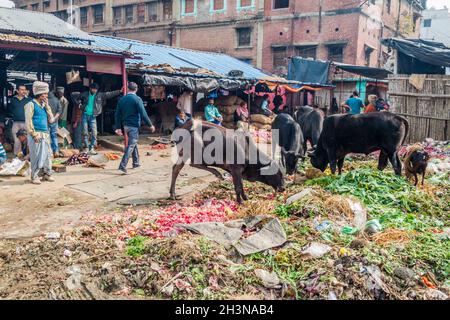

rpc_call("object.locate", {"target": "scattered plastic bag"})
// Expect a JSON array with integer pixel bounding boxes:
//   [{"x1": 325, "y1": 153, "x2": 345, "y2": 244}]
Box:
[
  {"x1": 254, "y1": 269, "x2": 281, "y2": 289},
  {"x1": 301, "y1": 242, "x2": 331, "y2": 259},
  {"x1": 0, "y1": 158, "x2": 30, "y2": 176}
]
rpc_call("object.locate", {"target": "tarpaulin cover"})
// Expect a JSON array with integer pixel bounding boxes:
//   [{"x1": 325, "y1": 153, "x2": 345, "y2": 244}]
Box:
[
  {"x1": 288, "y1": 57, "x2": 331, "y2": 86},
  {"x1": 142, "y1": 74, "x2": 248, "y2": 92},
  {"x1": 381, "y1": 38, "x2": 450, "y2": 68},
  {"x1": 333, "y1": 62, "x2": 392, "y2": 79}
]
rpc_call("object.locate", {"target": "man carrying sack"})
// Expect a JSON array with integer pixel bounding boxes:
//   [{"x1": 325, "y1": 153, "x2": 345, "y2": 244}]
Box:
[{"x1": 24, "y1": 81, "x2": 55, "y2": 185}]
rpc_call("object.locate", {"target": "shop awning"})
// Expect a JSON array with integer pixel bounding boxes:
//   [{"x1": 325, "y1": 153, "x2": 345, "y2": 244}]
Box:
[
  {"x1": 142, "y1": 74, "x2": 250, "y2": 93},
  {"x1": 381, "y1": 38, "x2": 450, "y2": 68},
  {"x1": 333, "y1": 62, "x2": 392, "y2": 80}
]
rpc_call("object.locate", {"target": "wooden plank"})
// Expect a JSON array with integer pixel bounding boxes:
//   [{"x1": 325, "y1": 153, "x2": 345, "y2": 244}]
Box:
[{"x1": 389, "y1": 92, "x2": 450, "y2": 98}]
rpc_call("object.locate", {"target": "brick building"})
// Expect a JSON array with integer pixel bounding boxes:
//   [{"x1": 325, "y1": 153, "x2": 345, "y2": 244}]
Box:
[{"x1": 13, "y1": 0, "x2": 423, "y2": 76}]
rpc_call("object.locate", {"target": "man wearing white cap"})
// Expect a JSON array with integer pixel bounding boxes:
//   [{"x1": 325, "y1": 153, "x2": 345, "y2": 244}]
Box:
[{"x1": 24, "y1": 81, "x2": 55, "y2": 185}]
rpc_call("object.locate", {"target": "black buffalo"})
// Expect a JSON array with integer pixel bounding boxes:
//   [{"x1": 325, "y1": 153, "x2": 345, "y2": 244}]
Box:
[
  {"x1": 272, "y1": 113, "x2": 304, "y2": 175},
  {"x1": 294, "y1": 106, "x2": 324, "y2": 153},
  {"x1": 170, "y1": 120, "x2": 285, "y2": 204},
  {"x1": 309, "y1": 112, "x2": 409, "y2": 175}
]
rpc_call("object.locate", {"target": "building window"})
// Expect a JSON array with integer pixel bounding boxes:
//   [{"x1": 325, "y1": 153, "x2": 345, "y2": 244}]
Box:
[
  {"x1": 385, "y1": 0, "x2": 391, "y2": 14},
  {"x1": 80, "y1": 7, "x2": 88, "y2": 26},
  {"x1": 31, "y1": 3, "x2": 39, "y2": 11},
  {"x1": 296, "y1": 45, "x2": 317, "y2": 59},
  {"x1": 148, "y1": 2, "x2": 158, "y2": 21},
  {"x1": 327, "y1": 45, "x2": 344, "y2": 62},
  {"x1": 54, "y1": 10, "x2": 68, "y2": 21},
  {"x1": 182, "y1": 0, "x2": 197, "y2": 16},
  {"x1": 273, "y1": 0, "x2": 289, "y2": 9},
  {"x1": 92, "y1": 4, "x2": 104, "y2": 24},
  {"x1": 211, "y1": 0, "x2": 226, "y2": 12},
  {"x1": 113, "y1": 7, "x2": 122, "y2": 25},
  {"x1": 43, "y1": 1, "x2": 50, "y2": 8},
  {"x1": 125, "y1": 5, "x2": 134, "y2": 24},
  {"x1": 364, "y1": 45, "x2": 374, "y2": 66},
  {"x1": 423, "y1": 19, "x2": 432, "y2": 27},
  {"x1": 272, "y1": 47, "x2": 287, "y2": 69},
  {"x1": 137, "y1": 3, "x2": 146, "y2": 23},
  {"x1": 163, "y1": 0, "x2": 172, "y2": 20},
  {"x1": 237, "y1": 28, "x2": 251, "y2": 47},
  {"x1": 237, "y1": 0, "x2": 253, "y2": 9}
]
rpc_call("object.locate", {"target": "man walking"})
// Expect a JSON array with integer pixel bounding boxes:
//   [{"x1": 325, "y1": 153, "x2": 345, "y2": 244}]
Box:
[
  {"x1": 24, "y1": 81, "x2": 55, "y2": 185},
  {"x1": 47, "y1": 91, "x2": 62, "y2": 157},
  {"x1": 79, "y1": 83, "x2": 122, "y2": 155},
  {"x1": 115, "y1": 82, "x2": 154, "y2": 174},
  {"x1": 344, "y1": 91, "x2": 364, "y2": 115},
  {"x1": 8, "y1": 84, "x2": 31, "y2": 156}
]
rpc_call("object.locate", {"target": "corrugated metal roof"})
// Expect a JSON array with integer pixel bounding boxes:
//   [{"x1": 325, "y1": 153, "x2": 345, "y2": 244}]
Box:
[
  {"x1": 0, "y1": 33, "x2": 127, "y2": 56},
  {"x1": 0, "y1": 8, "x2": 92, "y2": 41},
  {"x1": 83, "y1": 34, "x2": 273, "y2": 80}
]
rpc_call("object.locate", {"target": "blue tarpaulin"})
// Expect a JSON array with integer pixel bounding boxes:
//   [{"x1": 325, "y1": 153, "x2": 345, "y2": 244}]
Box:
[{"x1": 288, "y1": 57, "x2": 332, "y2": 86}]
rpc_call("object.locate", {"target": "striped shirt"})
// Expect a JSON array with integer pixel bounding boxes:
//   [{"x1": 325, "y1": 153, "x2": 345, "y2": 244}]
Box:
[{"x1": 0, "y1": 142, "x2": 6, "y2": 165}]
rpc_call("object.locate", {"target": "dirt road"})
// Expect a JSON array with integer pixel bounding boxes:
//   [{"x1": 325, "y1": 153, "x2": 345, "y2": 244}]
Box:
[{"x1": 0, "y1": 136, "x2": 216, "y2": 239}]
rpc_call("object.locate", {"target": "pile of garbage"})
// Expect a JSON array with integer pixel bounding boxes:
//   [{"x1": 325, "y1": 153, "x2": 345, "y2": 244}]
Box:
[
  {"x1": 0, "y1": 145, "x2": 448, "y2": 300},
  {"x1": 83, "y1": 198, "x2": 237, "y2": 240}
]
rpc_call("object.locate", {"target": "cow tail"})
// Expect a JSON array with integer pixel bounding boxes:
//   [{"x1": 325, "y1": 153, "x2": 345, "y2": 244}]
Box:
[{"x1": 398, "y1": 115, "x2": 409, "y2": 146}]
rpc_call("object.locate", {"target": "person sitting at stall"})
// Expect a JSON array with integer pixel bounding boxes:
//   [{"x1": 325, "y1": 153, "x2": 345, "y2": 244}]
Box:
[
  {"x1": 234, "y1": 101, "x2": 249, "y2": 130},
  {"x1": 15, "y1": 129, "x2": 29, "y2": 161},
  {"x1": 175, "y1": 110, "x2": 191, "y2": 129},
  {"x1": 260, "y1": 94, "x2": 273, "y2": 117},
  {"x1": 273, "y1": 94, "x2": 284, "y2": 114},
  {"x1": 204, "y1": 99, "x2": 223, "y2": 125}
]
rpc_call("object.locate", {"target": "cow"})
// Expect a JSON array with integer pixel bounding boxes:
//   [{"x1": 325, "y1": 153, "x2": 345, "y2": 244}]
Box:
[
  {"x1": 309, "y1": 112, "x2": 409, "y2": 175},
  {"x1": 169, "y1": 120, "x2": 285, "y2": 204},
  {"x1": 294, "y1": 105, "x2": 324, "y2": 154},
  {"x1": 271, "y1": 113, "x2": 304, "y2": 175}
]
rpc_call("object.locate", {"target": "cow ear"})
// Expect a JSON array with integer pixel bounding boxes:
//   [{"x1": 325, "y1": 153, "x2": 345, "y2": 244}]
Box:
[{"x1": 307, "y1": 150, "x2": 315, "y2": 158}]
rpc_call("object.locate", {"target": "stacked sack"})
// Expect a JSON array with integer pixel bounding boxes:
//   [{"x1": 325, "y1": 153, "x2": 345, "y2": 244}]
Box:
[
  {"x1": 215, "y1": 96, "x2": 245, "y2": 130},
  {"x1": 250, "y1": 114, "x2": 273, "y2": 131}
]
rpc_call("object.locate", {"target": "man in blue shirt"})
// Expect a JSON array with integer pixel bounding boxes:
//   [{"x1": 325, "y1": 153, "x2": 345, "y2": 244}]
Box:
[
  {"x1": 260, "y1": 94, "x2": 273, "y2": 117},
  {"x1": 204, "y1": 99, "x2": 223, "y2": 125},
  {"x1": 115, "y1": 82, "x2": 154, "y2": 174},
  {"x1": 345, "y1": 91, "x2": 364, "y2": 114}
]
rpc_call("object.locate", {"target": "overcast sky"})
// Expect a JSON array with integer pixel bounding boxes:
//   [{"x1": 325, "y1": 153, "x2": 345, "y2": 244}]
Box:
[{"x1": 427, "y1": 0, "x2": 449, "y2": 9}]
